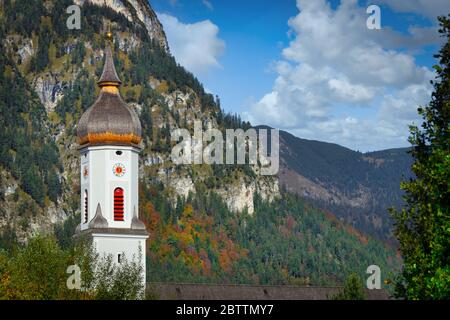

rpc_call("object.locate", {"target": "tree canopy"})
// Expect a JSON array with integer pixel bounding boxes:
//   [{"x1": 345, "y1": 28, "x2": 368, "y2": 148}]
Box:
[{"x1": 390, "y1": 15, "x2": 450, "y2": 300}]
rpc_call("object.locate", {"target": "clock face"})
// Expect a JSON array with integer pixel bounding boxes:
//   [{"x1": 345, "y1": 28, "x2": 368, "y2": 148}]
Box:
[
  {"x1": 113, "y1": 163, "x2": 126, "y2": 177},
  {"x1": 83, "y1": 166, "x2": 89, "y2": 179}
]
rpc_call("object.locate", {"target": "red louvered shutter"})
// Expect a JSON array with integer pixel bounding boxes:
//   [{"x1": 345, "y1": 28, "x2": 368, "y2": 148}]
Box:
[
  {"x1": 114, "y1": 188, "x2": 124, "y2": 221},
  {"x1": 84, "y1": 190, "x2": 88, "y2": 223}
]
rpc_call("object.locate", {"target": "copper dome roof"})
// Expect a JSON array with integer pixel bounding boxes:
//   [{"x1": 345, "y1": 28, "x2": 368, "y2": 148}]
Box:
[{"x1": 77, "y1": 44, "x2": 142, "y2": 147}]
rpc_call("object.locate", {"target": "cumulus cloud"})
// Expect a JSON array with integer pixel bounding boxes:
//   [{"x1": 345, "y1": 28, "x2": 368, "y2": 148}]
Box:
[
  {"x1": 158, "y1": 13, "x2": 225, "y2": 74},
  {"x1": 377, "y1": 0, "x2": 450, "y2": 20},
  {"x1": 377, "y1": 26, "x2": 444, "y2": 50},
  {"x1": 244, "y1": 0, "x2": 435, "y2": 151}
]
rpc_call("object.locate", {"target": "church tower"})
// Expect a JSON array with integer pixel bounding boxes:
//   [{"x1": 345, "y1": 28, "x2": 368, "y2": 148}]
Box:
[{"x1": 75, "y1": 38, "x2": 148, "y2": 284}]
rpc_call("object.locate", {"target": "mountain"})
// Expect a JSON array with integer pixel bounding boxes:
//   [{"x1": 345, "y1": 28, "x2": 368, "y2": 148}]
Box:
[
  {"x1": 0, "y1": 0, "x2": 401, "y2": 286},
  {"x1": 277, "y1": 128, "x2": 413, "y2": 241}
]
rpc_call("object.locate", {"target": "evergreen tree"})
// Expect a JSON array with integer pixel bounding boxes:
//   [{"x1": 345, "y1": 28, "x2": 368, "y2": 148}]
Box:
[
  {"x1": 331, "y1": 273, "x2": 366, "y2": 300},
  {"x1": 390, "y1": 15, "x2": 450, "y2": 300},
  {"x1": 22, "y1": 165, "x2": 45, "y2": 206}
]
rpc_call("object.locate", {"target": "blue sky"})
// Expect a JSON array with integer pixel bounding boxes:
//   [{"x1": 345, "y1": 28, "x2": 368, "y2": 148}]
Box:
[
  {"x1": 152, "y1": 0, "x2": 297, "y2": 113},
  {"x1": 150, "y1": 0, "x2": 448, "y2": 151}
]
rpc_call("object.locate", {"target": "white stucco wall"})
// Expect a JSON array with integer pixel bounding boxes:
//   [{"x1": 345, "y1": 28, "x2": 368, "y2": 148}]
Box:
[
  {"x1": 93, "y1": 233, "x2": 147, "y2": 284},
  {"x1": 80, "y1": 145, "x2": 140, "y2": 230}
]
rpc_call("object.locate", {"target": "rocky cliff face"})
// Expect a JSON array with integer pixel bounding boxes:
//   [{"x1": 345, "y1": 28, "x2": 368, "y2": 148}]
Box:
[
  {"x1": 143, "y1": 85, "x2": 279, "y2": 210},
  {"x1": 32, "y1": 73, "x2": 66, "y2": 112},
  {"x1": 76, "y1": 0, "x2": 169, "y2": 51}
]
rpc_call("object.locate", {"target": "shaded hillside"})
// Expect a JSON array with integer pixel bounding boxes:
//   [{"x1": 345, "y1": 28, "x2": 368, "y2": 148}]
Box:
[{"x1": 278, "y1": 129, "x2": 413, "y2": 241}]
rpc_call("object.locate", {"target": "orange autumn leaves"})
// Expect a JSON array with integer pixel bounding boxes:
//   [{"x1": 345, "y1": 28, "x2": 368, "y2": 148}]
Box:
[{"x1": 140, "y1": 200, "x2": 248, "y2": 277}]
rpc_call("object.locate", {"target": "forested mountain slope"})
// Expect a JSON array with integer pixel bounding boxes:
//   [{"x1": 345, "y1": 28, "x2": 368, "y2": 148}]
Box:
[{"x1": 278, "y1": 128, "x2": 413, "y2": 242}]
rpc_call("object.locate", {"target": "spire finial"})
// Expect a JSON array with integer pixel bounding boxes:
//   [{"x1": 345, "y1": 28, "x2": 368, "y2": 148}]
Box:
[
  {"x1": 106, "y1": 21, "x2": 113, "y2": 42},
  {"x1": 98, "y1": 26, "x2": 122, "y2": 89}
]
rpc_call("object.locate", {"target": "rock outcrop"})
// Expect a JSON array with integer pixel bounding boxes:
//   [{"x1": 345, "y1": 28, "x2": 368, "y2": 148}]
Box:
[
  {"x1": 76, "y1": 0, "x2": 169, "y2": 51},
  {"x1": 32, "y1": 73, "x2": 66, "y2": 112}
]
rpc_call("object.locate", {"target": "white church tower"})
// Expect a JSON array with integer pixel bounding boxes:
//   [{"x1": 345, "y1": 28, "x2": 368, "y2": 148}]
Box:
[{"x1": 75, "y1": 37, "x2": 148, "y2": 284}]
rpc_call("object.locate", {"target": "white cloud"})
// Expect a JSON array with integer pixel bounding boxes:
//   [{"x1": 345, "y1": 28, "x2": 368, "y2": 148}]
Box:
[
  {"x1": 377, "y1": 26, "x2": 444, "y2": 50},
  {"x1": 202, "y1": 0, "x2": 214, "y2": 11},
  {"x1": 244, "y1": 0, "x2": 435, "y2": 151},
  {"x1": 377, "y1": 0, "x2": 450, "y2": 20},
  {"x1": 158, "y1": 13, "x2": 225, "y2": 74}
]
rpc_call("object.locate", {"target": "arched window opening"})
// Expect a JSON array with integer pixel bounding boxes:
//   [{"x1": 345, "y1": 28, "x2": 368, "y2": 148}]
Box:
[
  {"x1": 114, "y1": 188, "x2": 124, "y2": 221},
  {"x1": 84, "y1": 190, "x2": 88, "y2": 223}
]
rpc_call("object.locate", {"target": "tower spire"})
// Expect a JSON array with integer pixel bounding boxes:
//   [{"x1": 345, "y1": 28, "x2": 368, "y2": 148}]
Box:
[{"x1": 98, "y1": 28, "x2": 121, "y2": 88}]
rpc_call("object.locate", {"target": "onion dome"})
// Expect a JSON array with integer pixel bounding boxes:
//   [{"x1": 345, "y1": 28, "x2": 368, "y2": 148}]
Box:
[{"x1": 77, "y1": 43, "x2": 142, "y2": 148}]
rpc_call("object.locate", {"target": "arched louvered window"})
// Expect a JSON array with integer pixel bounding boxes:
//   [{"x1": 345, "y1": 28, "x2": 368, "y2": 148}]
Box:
[
  {"x1": 114, "y1": 188, "x2": 124, "y2": 221},
  {"x1": 84, "y1": 190, "x2": 88, "y2": 223}
]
